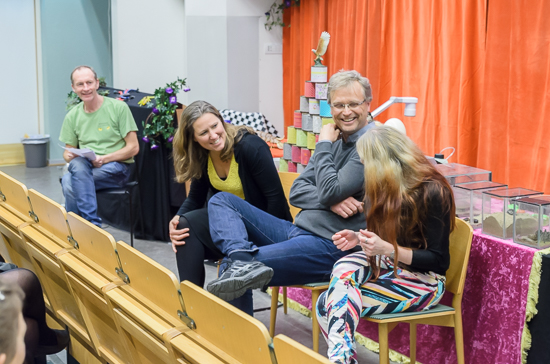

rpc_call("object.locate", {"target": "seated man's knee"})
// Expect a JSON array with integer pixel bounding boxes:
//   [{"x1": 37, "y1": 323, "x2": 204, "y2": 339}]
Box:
[{"x1": 68, "y1": 157, "x2": 90, "y2": 173}]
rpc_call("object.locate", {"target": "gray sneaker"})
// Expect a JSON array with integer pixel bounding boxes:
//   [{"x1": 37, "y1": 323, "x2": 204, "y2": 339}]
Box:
[{"x1": 206, "y1": 260, "x2": 274, "y2": 301}]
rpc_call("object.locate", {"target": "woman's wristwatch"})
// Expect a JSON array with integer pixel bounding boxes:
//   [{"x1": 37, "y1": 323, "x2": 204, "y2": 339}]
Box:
[{"x1": 389, "y1": 247, "x2": 395, "y2": 260}]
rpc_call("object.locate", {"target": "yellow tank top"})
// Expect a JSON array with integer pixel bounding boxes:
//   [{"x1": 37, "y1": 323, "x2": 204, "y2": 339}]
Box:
[{"x1": 208, "y1": 155, "x2": 245, "y2": 199}]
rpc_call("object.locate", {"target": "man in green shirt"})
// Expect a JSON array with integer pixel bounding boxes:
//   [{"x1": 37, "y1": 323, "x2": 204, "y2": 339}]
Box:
[{"x1": 59, "y1": 65, "x2": 139, "y2": 227}]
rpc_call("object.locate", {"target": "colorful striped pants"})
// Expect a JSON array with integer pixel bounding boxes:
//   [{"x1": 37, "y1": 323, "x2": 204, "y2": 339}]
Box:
[{"x1": 316, "y1": 251, "x2": 446, "y2": 364}]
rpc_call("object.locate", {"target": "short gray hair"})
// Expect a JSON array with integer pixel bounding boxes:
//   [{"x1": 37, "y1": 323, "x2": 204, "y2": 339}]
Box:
[
  {"x1": 327, "y1": 70, "x2": 372, "y2": 104},
  {"x1": 70, "y1": 65, "x2": 98, "y2": 84}
]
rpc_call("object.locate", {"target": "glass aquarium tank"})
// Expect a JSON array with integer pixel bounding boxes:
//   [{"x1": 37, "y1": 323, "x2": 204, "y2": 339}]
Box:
[
  {"x1": 482, "y1": 188, "x2": 543, "y2": 239},
  {"x1": 435, "y1": 163, "x2": 492, "y2": 186},
  {"x1": 513, "y1": 196, "x2": 550, "y2": 249},
  {"x1": 454, "y1": 181, "x2": 508, "y2": 228}
]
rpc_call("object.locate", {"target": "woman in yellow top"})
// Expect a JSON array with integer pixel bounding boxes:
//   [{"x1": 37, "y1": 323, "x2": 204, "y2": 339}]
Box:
[{"x1": 169, "y1": 101, "x2": 291, "y2": 312}]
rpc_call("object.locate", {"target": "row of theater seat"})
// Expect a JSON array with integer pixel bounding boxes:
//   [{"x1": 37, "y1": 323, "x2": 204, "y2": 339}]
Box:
[{"x1": 0, "y1": 171, "x2": 331, "y2": 364}]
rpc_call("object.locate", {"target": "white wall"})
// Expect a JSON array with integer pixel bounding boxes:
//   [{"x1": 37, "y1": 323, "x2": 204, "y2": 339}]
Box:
[
  {"x1": 0, "y1": 0, "x2": 40, "y2": 144},
  {"x1": 111, "y1": 0, "x2": 285, "y2": 134},
  {"x1": 258, "y1": 17, "x2": 283, "y2": 135},
  {"x1": 185, "y1": 14, "x2": 229, "y2": 108},
  {"x1": 0, "y1": 0, "x2": 284, "y2": 155},
  {"x1": 184, "y1": 0, "x2": 284, "y2": 135},
  {"x1": 111, "y1": 0, "x2": 187, "y2": 96},
  {"x1": 40, "y1": 0, "x2": 112, "y2": 162}
]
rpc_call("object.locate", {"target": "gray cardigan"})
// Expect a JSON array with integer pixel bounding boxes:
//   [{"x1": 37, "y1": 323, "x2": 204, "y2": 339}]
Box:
[{"x1": 289, "y1": 123, "x2": 375, "y2": 240}]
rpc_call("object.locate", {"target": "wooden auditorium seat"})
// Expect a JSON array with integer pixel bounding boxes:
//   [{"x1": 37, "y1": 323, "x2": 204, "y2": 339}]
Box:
[
  {"x1": 0, "y1": 171, "x2": 35, "y2": 270},
  {"x1": 105, "y1": 241, "x2": 224, "y2": 364},
  {"x1": 19, "y1": 189, "x2": 73, "y2": 318},
  {"x1": 57, "y1": 212, "x2": 132, "y2": 364},
  {"x1": 22, "y1": 210, "x2": 95, "y2": 356},
  {"x1": 270, "y1": 171, "x2": 329, "y2": 352},
  {"x1": 179, "y1": 280, "x2": 276, "y2": 364},
  {"x1": 273, "y1": 334, "x2": 331, "y2": 364},
  {"x1": 278, "y1": 171, "x2": 301, "y2": 219}
]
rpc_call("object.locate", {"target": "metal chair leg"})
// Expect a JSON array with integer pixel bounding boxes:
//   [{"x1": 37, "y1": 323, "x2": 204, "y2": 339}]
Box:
[
  {"x1": 136, "y1": 183, "x2": 145, "y2": 239},
  {"x1": 126, "y1": 190, "x2": 134, "y2": 247},
  {"x1": 270, "y1": 286, "x2": 280, "y2": 337},
  {"x1": 311, "y1": 289, "x2": 321, "y2": 352}
]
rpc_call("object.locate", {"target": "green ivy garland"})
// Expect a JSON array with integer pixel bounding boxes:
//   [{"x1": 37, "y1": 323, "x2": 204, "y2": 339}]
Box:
[{"x1": 264, "y1": 0, "x2": 300, "y2": 31}]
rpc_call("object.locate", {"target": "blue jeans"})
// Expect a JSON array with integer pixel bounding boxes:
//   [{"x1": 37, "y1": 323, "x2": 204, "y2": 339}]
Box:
[
  {"x1": 61, "y1": 157, "x2": 130, "y2": 227},
  {"x1": 208, "y1": 192, "x2": 348, "y2": 312}
]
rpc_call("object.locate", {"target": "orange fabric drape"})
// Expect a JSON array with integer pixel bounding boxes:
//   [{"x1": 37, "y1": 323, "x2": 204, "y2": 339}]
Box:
[
  {"x1": 476, "y1": 1, "x2": 550, "y2": 193},
  {"x1": 282, "y1": 0, "x2": 550, "y2": 193}
]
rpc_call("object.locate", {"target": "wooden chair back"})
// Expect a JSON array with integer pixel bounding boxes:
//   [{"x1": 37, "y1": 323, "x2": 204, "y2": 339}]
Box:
[
  {"x1": 56, "y1": 226, "x2": 129, "y2": 364},
  {"x1": 20, "y1": 189, "x2": 72, "y2": 315},
  {"x1": 0, "y1": 172, "x2": 34, "y2": 270},
  {"x1": 273, "y1": 334, "x2": 331, "y2": 364},
  {"x1": 59, "y1": 250, "x2": 131, "y2": 364},
  {"x1": 26, "y1": 189, "x2": 72, "y2": 245},
  {"x1": 445, "y1": 218, "x2": 474, "y2": 296},
  {"x1": 180, "y1": 280, "x2": 276, "y2": 364},
  {"x1": 107, "y1": 242, "x2": 223, "y2": 364},
  {"x1": 0, "y1": 224, "x2": 12, "y2": 264},
  {"x1": 0, "y1": 171, "x2": 32, "y2": 219},
  {"x1": 278, "y1": 172, "x2": 300, "y2": 220},
  {"x1": 66, "y1": 212, "x2": 120, "y2": 274},
  {"x1": 39, "y1": 213, "x2": 127, "y2": 360},
  {"x1": 25, "y1": 240, "x2": 93, "y2": 345},
  {"x1": 23, "y1": 227, "x2": 93, "y2": 349},
  {"x1": 115, "y1": 241, "x2": 182, "y2": 316}
]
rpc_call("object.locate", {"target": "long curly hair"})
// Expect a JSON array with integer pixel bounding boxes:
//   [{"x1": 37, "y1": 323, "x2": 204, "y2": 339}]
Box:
[
  {"x1": 356, "y1": 126, "x2": 455, "y2": 280},
  {"x1": 172, "y1": 101, "x2": 254, "y2": 183}
]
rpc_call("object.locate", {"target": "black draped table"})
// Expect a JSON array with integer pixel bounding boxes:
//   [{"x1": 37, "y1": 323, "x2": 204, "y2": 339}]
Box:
[{"x1": 96, "y1": 87, "x2": 186, "y2": 241}]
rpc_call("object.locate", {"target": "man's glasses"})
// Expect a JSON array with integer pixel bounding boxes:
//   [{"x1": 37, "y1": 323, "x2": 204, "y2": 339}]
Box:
[{"x1": 331, "y1": 99, "x2": 366, "y2": 110}]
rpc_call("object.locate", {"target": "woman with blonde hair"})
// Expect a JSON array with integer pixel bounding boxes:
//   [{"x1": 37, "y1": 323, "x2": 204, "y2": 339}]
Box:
[
  {"x1": 316, "y1": 126, "x2": 455, "y2": 364},
  {"x1": 169, "y1": 101, "x2": 291, "y2": 313}
]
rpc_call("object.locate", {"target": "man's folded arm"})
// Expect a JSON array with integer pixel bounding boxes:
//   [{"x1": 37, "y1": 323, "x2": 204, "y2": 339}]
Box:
[
  {"x1": 289, "y1": 143, "x2": 364, "y2": 210},
  {"x1": 313, "y1": 144, "x2": 364, "y2": 206}
]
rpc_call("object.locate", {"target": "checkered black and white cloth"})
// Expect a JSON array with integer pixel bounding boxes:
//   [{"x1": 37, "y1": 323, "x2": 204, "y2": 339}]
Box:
[{"x1": 220, "y1": 109, "x2": 281, "y2": 138}]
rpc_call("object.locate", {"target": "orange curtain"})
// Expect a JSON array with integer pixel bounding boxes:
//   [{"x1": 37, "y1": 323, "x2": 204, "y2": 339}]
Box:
[
  {"x1": 282, "y1": 0, "x2": 549, "y2": 193},
  {"x1": 476, "y1": 1, "x2": 550, "y2": 193}
]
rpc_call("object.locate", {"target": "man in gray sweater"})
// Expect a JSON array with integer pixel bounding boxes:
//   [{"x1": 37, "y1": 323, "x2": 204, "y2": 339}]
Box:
[{"x1": 206, "y1": 70, "x2": 376, "y2": 313}]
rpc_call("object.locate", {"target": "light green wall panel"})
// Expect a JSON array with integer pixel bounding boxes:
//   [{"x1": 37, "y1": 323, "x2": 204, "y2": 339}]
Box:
[{"x1": 41, "y1": 0, "x2": 112, "y2": 161}]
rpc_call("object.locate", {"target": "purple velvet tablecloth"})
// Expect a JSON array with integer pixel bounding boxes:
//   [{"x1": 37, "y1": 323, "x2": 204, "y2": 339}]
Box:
[{"x1": 285, "y1": 230, "x2": 536, "y2": 364}]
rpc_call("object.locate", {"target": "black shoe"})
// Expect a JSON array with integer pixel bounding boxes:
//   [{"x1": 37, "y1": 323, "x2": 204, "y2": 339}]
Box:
[
  {"x1": 206, "y1": 260, "x2": 274, "y2": 301},
  {"x1": 36, "y1": 329, "x2": 70, "y2": 355}
]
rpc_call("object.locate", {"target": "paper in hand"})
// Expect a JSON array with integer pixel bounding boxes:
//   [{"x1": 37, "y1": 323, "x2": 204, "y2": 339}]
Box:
[{"x1": 63, "y1": 146, "x2": 97, "y2": 161}]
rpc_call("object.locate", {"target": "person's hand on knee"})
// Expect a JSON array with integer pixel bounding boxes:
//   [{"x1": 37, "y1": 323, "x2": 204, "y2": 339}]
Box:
[
  {"x1": 92, "y1": 155, "x2": 108, "y2": 168},
  {"x1": 169, "y1": 215, "x2": 190, "y2": 253}
]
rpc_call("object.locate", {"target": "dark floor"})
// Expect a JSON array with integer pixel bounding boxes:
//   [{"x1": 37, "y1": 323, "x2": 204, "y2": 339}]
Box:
[{"x1": 0, "y1": 164, "x2": 389, "y2": 364}]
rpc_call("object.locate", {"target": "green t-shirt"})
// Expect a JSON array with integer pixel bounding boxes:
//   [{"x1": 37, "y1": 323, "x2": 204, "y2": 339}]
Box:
[{"x1": 59, "y1": 97, "x2": 138, "y2": 163}]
